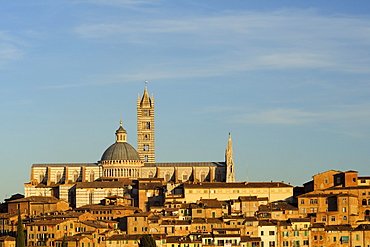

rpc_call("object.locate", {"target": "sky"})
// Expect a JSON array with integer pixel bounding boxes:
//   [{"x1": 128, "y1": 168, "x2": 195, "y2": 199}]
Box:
[{"x1": 1, "y1": 0, "x2": 370, "y2": 201}]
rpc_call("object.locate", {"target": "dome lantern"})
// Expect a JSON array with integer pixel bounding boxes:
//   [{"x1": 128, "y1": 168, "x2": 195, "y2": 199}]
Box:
[{"x1": 116, "y1": 120, "x2": 127, "y2": 143}]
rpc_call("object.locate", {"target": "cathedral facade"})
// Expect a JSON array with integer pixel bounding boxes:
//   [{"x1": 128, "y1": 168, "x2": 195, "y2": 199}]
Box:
[{"x1": 24, "y1": 86, "x2": 235, "y2": 207}]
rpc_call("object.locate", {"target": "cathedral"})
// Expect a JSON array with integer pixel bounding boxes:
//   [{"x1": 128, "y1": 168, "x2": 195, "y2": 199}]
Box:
[{"x1": 24, "y1": 86, "x2": 236, "y2": 208}]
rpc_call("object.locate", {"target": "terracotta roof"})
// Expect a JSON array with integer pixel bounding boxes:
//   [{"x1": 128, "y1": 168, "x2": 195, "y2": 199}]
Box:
[
  {"x1": 298, "y1": 192, "x2": 357, "y2": 198},
  {"x1": 56, "y1": 236, "x2": 90, "y2": 241},
  {"x1": 258, "y1": 220, "x2": 276, "y2": 226},
  {"x1": 197, "y1": 199, "x2": 222, "y2": 208},
  {"x1": 76, "y1": 181, "x2": 129, "y2": 188},
  {"x1": 259, "y1": 202, "x2": 297, "y2": 212},
  {"x1": 288, "y1": 218, "x2": 311, "y2": 223},
  {"x1": 32, "y1": 163, "x2": 98, "y2": 168},
  {"x1": 0, "y1": 236, "x2": 16, "y2": 241},
  {"x1": 243, "y1": 217, "x2": 258, "y2": 222},
  {"x1": 354, "y1": 224, "x2": 370, "y2": 231},
  {"x1": 126, "y1": 212, "x2": 152, "y2": 217},
  {"x1": 240, "y1": 236, "x2": 261, "y2": 242},
  {"x1": 8, "y1": 196, "x2": 61, "y2": 204},
  {"x1": 191, "y1": 218, "x2": 222, "y2": 224},
  {"x1": 0, "y1": 213, "x2": 17, "y2": 219},
  {"x1": 310, "y1": 223, "x2": 325, "y2": 229},
  {"x1": 161, "y1": 220, "x2": 190, "y2": 225},
  {"x1": 28, "y1": 219, "x2": 67, "y2": 226},
  {"x1": 138, "y1": 182, "x2": 163, "y2": 190},
  {"x1": 325, "y1": 225, "x2": 352, "y2": 231},
  {"x1": 166, "y1": 236, "x2": 199, "y2": 243},
  {"x1": 76, "y1": 204, "x2": 139, "y2": 211},
  {"x1": 184, "y1": 182, "x2": 292, "y2": 189},
  {"x1": 239, "y1": 196, "x2": 268, "y2": 201},
  {"x1": 81, "y1": 220, "x2": 108, "y2": 228},
  {"x1": 144, "y1": 162, "x2": 225, "y2": 167},
  {"x1": 108, "y1": 235, "x2": 140, "y2": 241}
]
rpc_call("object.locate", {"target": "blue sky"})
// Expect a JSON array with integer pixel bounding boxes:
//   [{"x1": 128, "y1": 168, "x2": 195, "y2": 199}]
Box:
[{"x1": 1, "y1": 0, "x2": 370, "y2": 201}]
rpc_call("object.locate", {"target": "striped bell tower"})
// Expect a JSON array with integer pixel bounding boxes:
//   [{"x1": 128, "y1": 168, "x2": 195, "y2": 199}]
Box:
[{"x1": 137, "y1": 82, "x2": 155, "y2": 162}]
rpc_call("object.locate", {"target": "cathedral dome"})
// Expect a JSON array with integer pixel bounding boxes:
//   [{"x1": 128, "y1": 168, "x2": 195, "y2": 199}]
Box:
[
  {"x1": 101, "y1": 142, "x2": 141, "y2": 161},
  {"x1": 100, "y1": 121, "x2": 141, "y2": 162}
]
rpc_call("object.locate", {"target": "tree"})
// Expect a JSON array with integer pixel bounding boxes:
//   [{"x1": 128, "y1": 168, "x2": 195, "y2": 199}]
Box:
[
  {"x1": 16, "y1": 211, "x2": 25, "y2": 247},
  {"x1": 61, "y1": 234, "x2": 67, "y2": 247},
  {"x1": 139, "y1": 234, "x2": 156, "y2": 247}
]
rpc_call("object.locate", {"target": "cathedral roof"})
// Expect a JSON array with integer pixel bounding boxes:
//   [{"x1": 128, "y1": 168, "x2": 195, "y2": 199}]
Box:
[
  {"x1": 100, "y1": 121, "x2": 141, "y2": 162},
  {"x1": 100, "y1": 142, "x2": 140, "y2": 161}
]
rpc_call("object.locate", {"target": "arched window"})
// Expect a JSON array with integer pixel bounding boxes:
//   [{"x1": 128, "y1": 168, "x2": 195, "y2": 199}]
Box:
[
  {"x1": 343, "y1": 216, "x2": 347, "y2": 221},
  {"x1": 39, "y1": 173, "x2": 45, "y2": 183},
  {"x1": 73, "y1": 171, "x2": 79, "y2": 182},
  {"x1": 182, "y1": 171, "x2": 188, "y2": 181},
  {"x1": 362, "y1": 199, "x2": 367, "y2": 205},
  {"x1": 90, "y1": 171, "x2": 95, "y2": 182},
  {"x1": 148, "y1": 171, "x2": 154, "y2": 178},
  {"x1": 56, "y1": 171, "x2": 62, "y2": 184},
  {"x1": 165, "y1": 172, "x2": 171, "y2": 182},
  {"x1": 200, "y1": 171, "x2": 206, "y2": 182}
]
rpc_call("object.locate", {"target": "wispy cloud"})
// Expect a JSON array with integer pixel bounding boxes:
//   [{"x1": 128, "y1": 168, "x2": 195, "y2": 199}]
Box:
[
  {"x1": 233, "y1": 103, "x2": 370, "y2": 127},
  {"x1": 73, "y1": 9, "x2": 370, "y2": 75},
  {"x1": 0, "y1": 31, "x2": 24, "y2": 65},
  {"x1": 74, "y1": 0, "x2": 157, "y2": 7}
]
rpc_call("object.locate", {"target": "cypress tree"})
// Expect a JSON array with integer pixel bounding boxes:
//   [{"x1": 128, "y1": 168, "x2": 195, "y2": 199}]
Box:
[
  {"x1": 139, "y1": 234, "x2": 156, "y2": 247},
  {"x1": 16, "y1": 211, "x2": 25, "y2": 247}
]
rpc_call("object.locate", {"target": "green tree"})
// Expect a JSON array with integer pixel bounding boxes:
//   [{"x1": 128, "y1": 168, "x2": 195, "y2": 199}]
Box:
[
  {"x1": 16, "y1": 211, "x2": 25, "y2": 247},
  {"x1": 139, "y1": 234, "x2": 156, "y2": 247},
  {"x1": 61, "y1": 234, "x2": 67, "y2": 247}
]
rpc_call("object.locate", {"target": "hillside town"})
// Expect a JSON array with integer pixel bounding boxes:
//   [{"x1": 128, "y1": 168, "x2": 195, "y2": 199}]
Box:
[{"x1": 1, "y1": 87, "x2": 370, "y2": 247}]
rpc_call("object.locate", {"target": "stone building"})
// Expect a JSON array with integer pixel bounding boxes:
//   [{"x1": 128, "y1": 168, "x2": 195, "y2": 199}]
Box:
[{"x1": 24, "y1": 86, "x2": 235, "y2": 208}]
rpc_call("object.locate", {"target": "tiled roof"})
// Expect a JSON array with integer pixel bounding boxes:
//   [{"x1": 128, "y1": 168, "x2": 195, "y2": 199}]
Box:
[
  {"x1": 76, "y1": 181, "x2": 130, "y2": 188},
  {"x1": 355, "y1": 224, "x2": 370, "y2": 231},
  {"x1": 197, "y1": 199, "x2": 222, "y2": 208},
  {"x1": 298, "y1": 192, "x2": 357, "y2": 198},
  {"x1": 32, "y1": 163, "x2": 98, "y2": 168},
  {"x1": 259, "y1": 202, "x2": 297, "y2": 212},
  {"x1": 184, "y1": 182, "x2": 292, "y2": 189},
  {"x1": 144, "y1": 162, "x2": 225, "y2": 167},
  {"x1": 240, "y1": 236, "x2": 261, "y2": 242},
  {"x1": 126, "y1": 212, "x2": 152, "y2": 217},
  {"x1": 288, "y1": 218, "x2": 311, "y2": 223},
  {"x1": 76, "y1": 204, "x2": 139, "y2": 211},
  {"x1": 138, "y1": 182, "x2": 163, "y2": 190},
  {"x1": 166, "y1": 236, "x2": 198, "y2": 243},
  {"x1": 108, "y1": 235, "x2": 141, "y2": 241},
  {"x1": 0, "y1": 236, "x2": 16, "y2": 241},
  {"x1": 28, "y1": 219, "x2": 67, "y2": 226},
  {"x1": 325, "y1": 224, "x2": 352, "y2": 231},
  {"x1": 310, "y1": 223, "x2": 325, "y2": 229},
  {"x1": 0, "y1": 213, "x2": 17, "y2": 219},
  {"x1": 161, "y1": 220, "x2": 190, "y2": 225},
  {"x1": 8, "y1": 196, "x2": 60, "y2": 204},
  {"x1": 258, "y1": 220, "x2": 276, "y2": 226},
  {"x1": 81, "y1": 220, "x2": 108, "y2": 228}
]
